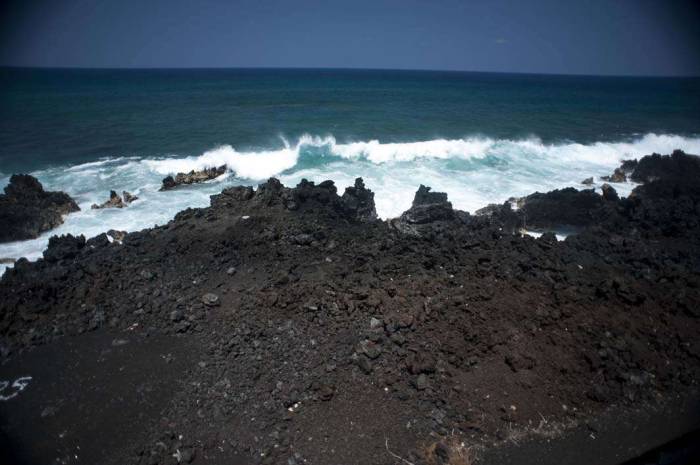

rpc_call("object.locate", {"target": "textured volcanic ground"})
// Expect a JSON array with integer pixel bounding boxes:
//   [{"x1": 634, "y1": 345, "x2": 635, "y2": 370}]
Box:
[{"x1": 1, "y1": 152, "x2": 700, "y2": 465}]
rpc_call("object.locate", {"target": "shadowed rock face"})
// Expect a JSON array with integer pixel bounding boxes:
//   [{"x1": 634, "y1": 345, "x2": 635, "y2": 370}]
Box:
[
  {"x1": 160, "y1": 165, "x2": 228, "y2": 191},
  {"x1": 398, "y1": 185, "x2": 456, "y2": 225},
  {"x1": 341, "y1": 178, "x2": 378, "y2": 222},
  {"x1": 518, "y1": 187, "x2": 604, "y2": 230},
  {"x1": 0, "y1": 174, "x2": 79, "y2": 243},
  {"x1": 631, "y1": 149, "x2": 700, "y2": 184}
]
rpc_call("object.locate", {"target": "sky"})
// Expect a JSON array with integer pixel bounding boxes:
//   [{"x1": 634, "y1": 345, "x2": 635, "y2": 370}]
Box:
[{"x1": 1, "y1": 0, "x2": 699, "y2": 76}]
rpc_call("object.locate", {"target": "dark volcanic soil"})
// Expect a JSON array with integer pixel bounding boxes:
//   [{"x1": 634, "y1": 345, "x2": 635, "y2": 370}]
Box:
[{"x1": 1, "y1": 151, "x2": 700, "y2": 465}]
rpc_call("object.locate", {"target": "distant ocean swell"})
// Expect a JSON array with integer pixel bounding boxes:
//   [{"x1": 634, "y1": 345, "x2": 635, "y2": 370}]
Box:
[{"x1": 1, "y1": 132, "x2": 700, "y2": 273}]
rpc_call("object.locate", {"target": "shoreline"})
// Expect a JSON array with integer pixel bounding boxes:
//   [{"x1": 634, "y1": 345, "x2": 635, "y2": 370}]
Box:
[{"x1": 1, "y1": 151, "x2": 700, "y2": 464}]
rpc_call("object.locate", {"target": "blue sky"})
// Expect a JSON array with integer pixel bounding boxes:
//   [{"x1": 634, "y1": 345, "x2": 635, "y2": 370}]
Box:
[{"x1": 1, "y1": 0, "x2": 699, "y2": 75}]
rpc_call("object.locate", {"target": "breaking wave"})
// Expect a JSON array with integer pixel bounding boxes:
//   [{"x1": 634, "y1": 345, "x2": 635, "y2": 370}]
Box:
[{"x1": 141, "y1": 133, "x2": 700, "y2": 179}]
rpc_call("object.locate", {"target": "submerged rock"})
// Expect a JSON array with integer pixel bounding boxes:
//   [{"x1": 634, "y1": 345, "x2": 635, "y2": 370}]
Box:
[
  {"x1": 160, "y1": 165, "x2": 228, "y2": 191},
  {"x1": 92, "y1": 191, "x2": 124, "y2": 209},
  {"x1": 601, "y1": 168, "x2": 627, "y2": 183},
  {"x1": 0, "y1": 174, "x2": 80, "y2": 243},
  {"x1": 92, "y1": 190, "x2": 138, "y2": 209},
  {"x1": 122, "y1": 191, "x2": 138, "y2": 204}
]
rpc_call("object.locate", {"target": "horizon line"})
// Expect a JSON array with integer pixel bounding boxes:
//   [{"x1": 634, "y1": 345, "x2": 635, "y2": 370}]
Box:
[{"x1": 1, "y1": 65, "x2": 698, "y2": 79}]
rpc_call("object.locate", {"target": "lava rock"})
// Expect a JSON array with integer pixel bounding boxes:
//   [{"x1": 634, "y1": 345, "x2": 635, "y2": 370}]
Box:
[
  {"x1": 201, "y1": 293, "x2": 220, "y2": 307},
  {"x1": 91, "y1": 190, "x2": 125, "y2": 209},
  {"x1": 341, "y1": 178, "x2": 378, "y2": 222},
  {"x1": 160, "y1": 165, "x2": 228, "y2": 191},
  {"x1": 631, "y1": 149, "x2": 700, "y2": 184},
  {"x1": 123, "y1": 191, "x2": 138, "y2": 203},
  {"x1": 601, "y1": 183, "x2": 619, "y2": 201},
  {"x1": 400, "y1": 185, "x2": 455, "y2": 224},
  {"x1": 43, "y1": 234, "x2": 86, "y2": 262},
  {"x1": 518, "y1": 187, "x2": 603, "y2": 229},
  {"x1": 0, "y1": 174, "x2": 80, "y2": 243}
]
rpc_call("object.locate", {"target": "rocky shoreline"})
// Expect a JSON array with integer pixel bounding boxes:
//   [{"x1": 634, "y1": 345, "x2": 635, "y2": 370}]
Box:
[
  {"x1": 1, "y1": 151, "x2": 699, "y2": 465},
  {"x1": 0, "y1": 174, "x2": 80, "y2": 243}
]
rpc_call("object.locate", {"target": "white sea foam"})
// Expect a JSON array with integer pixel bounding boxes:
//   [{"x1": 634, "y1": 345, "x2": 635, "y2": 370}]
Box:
[{"x1": 1, "y1": 132, "x2": 699, "y2": 275}]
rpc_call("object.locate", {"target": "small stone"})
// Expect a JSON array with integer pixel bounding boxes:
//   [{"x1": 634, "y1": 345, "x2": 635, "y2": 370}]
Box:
[
  {"x1": 201, "y1": 293, "x2": 220, "y2": 307},
  {"x1": 581, "y1": 177, "x2": 594, "y2": 185},
  {"x1": 41, "y1": 405, "x2": 57, "y2": 418},
  {"x1": 226, "y1": 267, "x2": 236, "y2": 276},
  {"x1": 170, "y1": 309, "x2": 184, "y2": 322},
  {"x1": 111, "y1": 338, "x2": 129, "y2": 347},
  {"x1": 357, "y1": 356, "x2": 372, "y2": 374},
  {"x1": 358, "y1": 340, "x2": 382, "y2": 359},
  {"x1": 178, "y1": 447, "x2": 195, "y2": 463},
  {"x1": 369, "y1": 317, "x2": 382, "y2": 329},
  {"x1": 140, "y1": 270, "x2": 154, "y2": 280},
  {"x1": 414, "y1": 374, "x2": 429, "y2": 391},
  {"x1": 319, "y1": 385, "x2": 334, "y2": 401}
]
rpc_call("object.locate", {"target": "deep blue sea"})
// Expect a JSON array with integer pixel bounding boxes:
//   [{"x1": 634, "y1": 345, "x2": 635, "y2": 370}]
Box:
[{"x1": 1, "y1": 68, "x2": 700, "y2": 266}]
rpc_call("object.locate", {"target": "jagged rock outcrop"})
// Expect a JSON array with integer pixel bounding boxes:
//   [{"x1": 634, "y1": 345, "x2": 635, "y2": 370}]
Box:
[
  {"x1": 209, "y1": 177, "x2": 378, "y2": 225},
  {"x1": 388, "y1": 185, "x2": 459, "y2": 236},
  {"x1": 0, "y1": 174, "x2": 80, "y2": 243},
  {"x1": 160, "y1": 165, "x2": 228, "y2": 191},
  {"x1": 42, "y1": 234, "x2": 86, "y2": 262},
  {"x1": 341, "y1": 178, "x2": 378, "y2": 222},
  {"x1": 630, "y1": 149, "x2": 700, "y2": 184},
  {"x1": 518, "y1": 187, "x2": 603, "y2": 230},
  {"x1": 402, "y1": 185, "x2": 455, "y2": 224},
  {"x1": 123, "y1": 191, "x2": 138, "y2": 203},
  {"x1": 91, "y1": 190, "x2": 137, "y2": 209},
  {"x1": 600, "y1": 159, "x2": 638, "y2": 183},
  {"x1": 601, "y1": 183, "x2": 619, "y2": 201}
]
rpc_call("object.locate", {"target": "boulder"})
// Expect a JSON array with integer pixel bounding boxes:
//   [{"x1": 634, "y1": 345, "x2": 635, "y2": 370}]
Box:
[
  {"x1": 601, "y1": 168, "x2": 627, "y2": 183},
  {"x1": 400, "y1": 185, "x2": 455, "y2": 224},
  {"x1": 107, "y1": 230, "x2": 127, "y2": 243},
  {"x1": 122, "y1": 191, "x2": 138, "y2": 203},
  {"x1": 631, "y1": 150, "x2": 700, "y2": 184},
  {"x1": 601, "y1": 183, "x2": 619, "y2": 202},
  {"x1": 43, "y1": 234, "x2": 86, "y2": 262},
  {"x1": 341, "y1": 178, "x2": 378, "y2": 222},
  {"x1": 0, "y1": 174, "x2": 80, "y2": 243},
  {"x1": 160, "y1": 165, "x2": 228, "y2": 191},
  {"x1": 518, "y1": 187, "x2": 603, "y2": 230}
]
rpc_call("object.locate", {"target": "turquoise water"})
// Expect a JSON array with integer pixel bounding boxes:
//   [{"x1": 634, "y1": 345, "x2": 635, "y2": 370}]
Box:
[{"x1": 1, "y1": 68, "x2": 700, "y2": 267}]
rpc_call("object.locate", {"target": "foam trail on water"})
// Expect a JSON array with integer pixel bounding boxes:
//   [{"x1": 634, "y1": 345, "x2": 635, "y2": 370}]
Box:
[{"x1": 2, "y1": 132, "x2": 700, "y2": 275}]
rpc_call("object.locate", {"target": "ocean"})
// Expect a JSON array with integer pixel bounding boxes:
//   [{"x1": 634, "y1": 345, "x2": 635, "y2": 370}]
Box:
[{"x1": 1, "y1": 67, "x2": 700, "y2": 269}]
